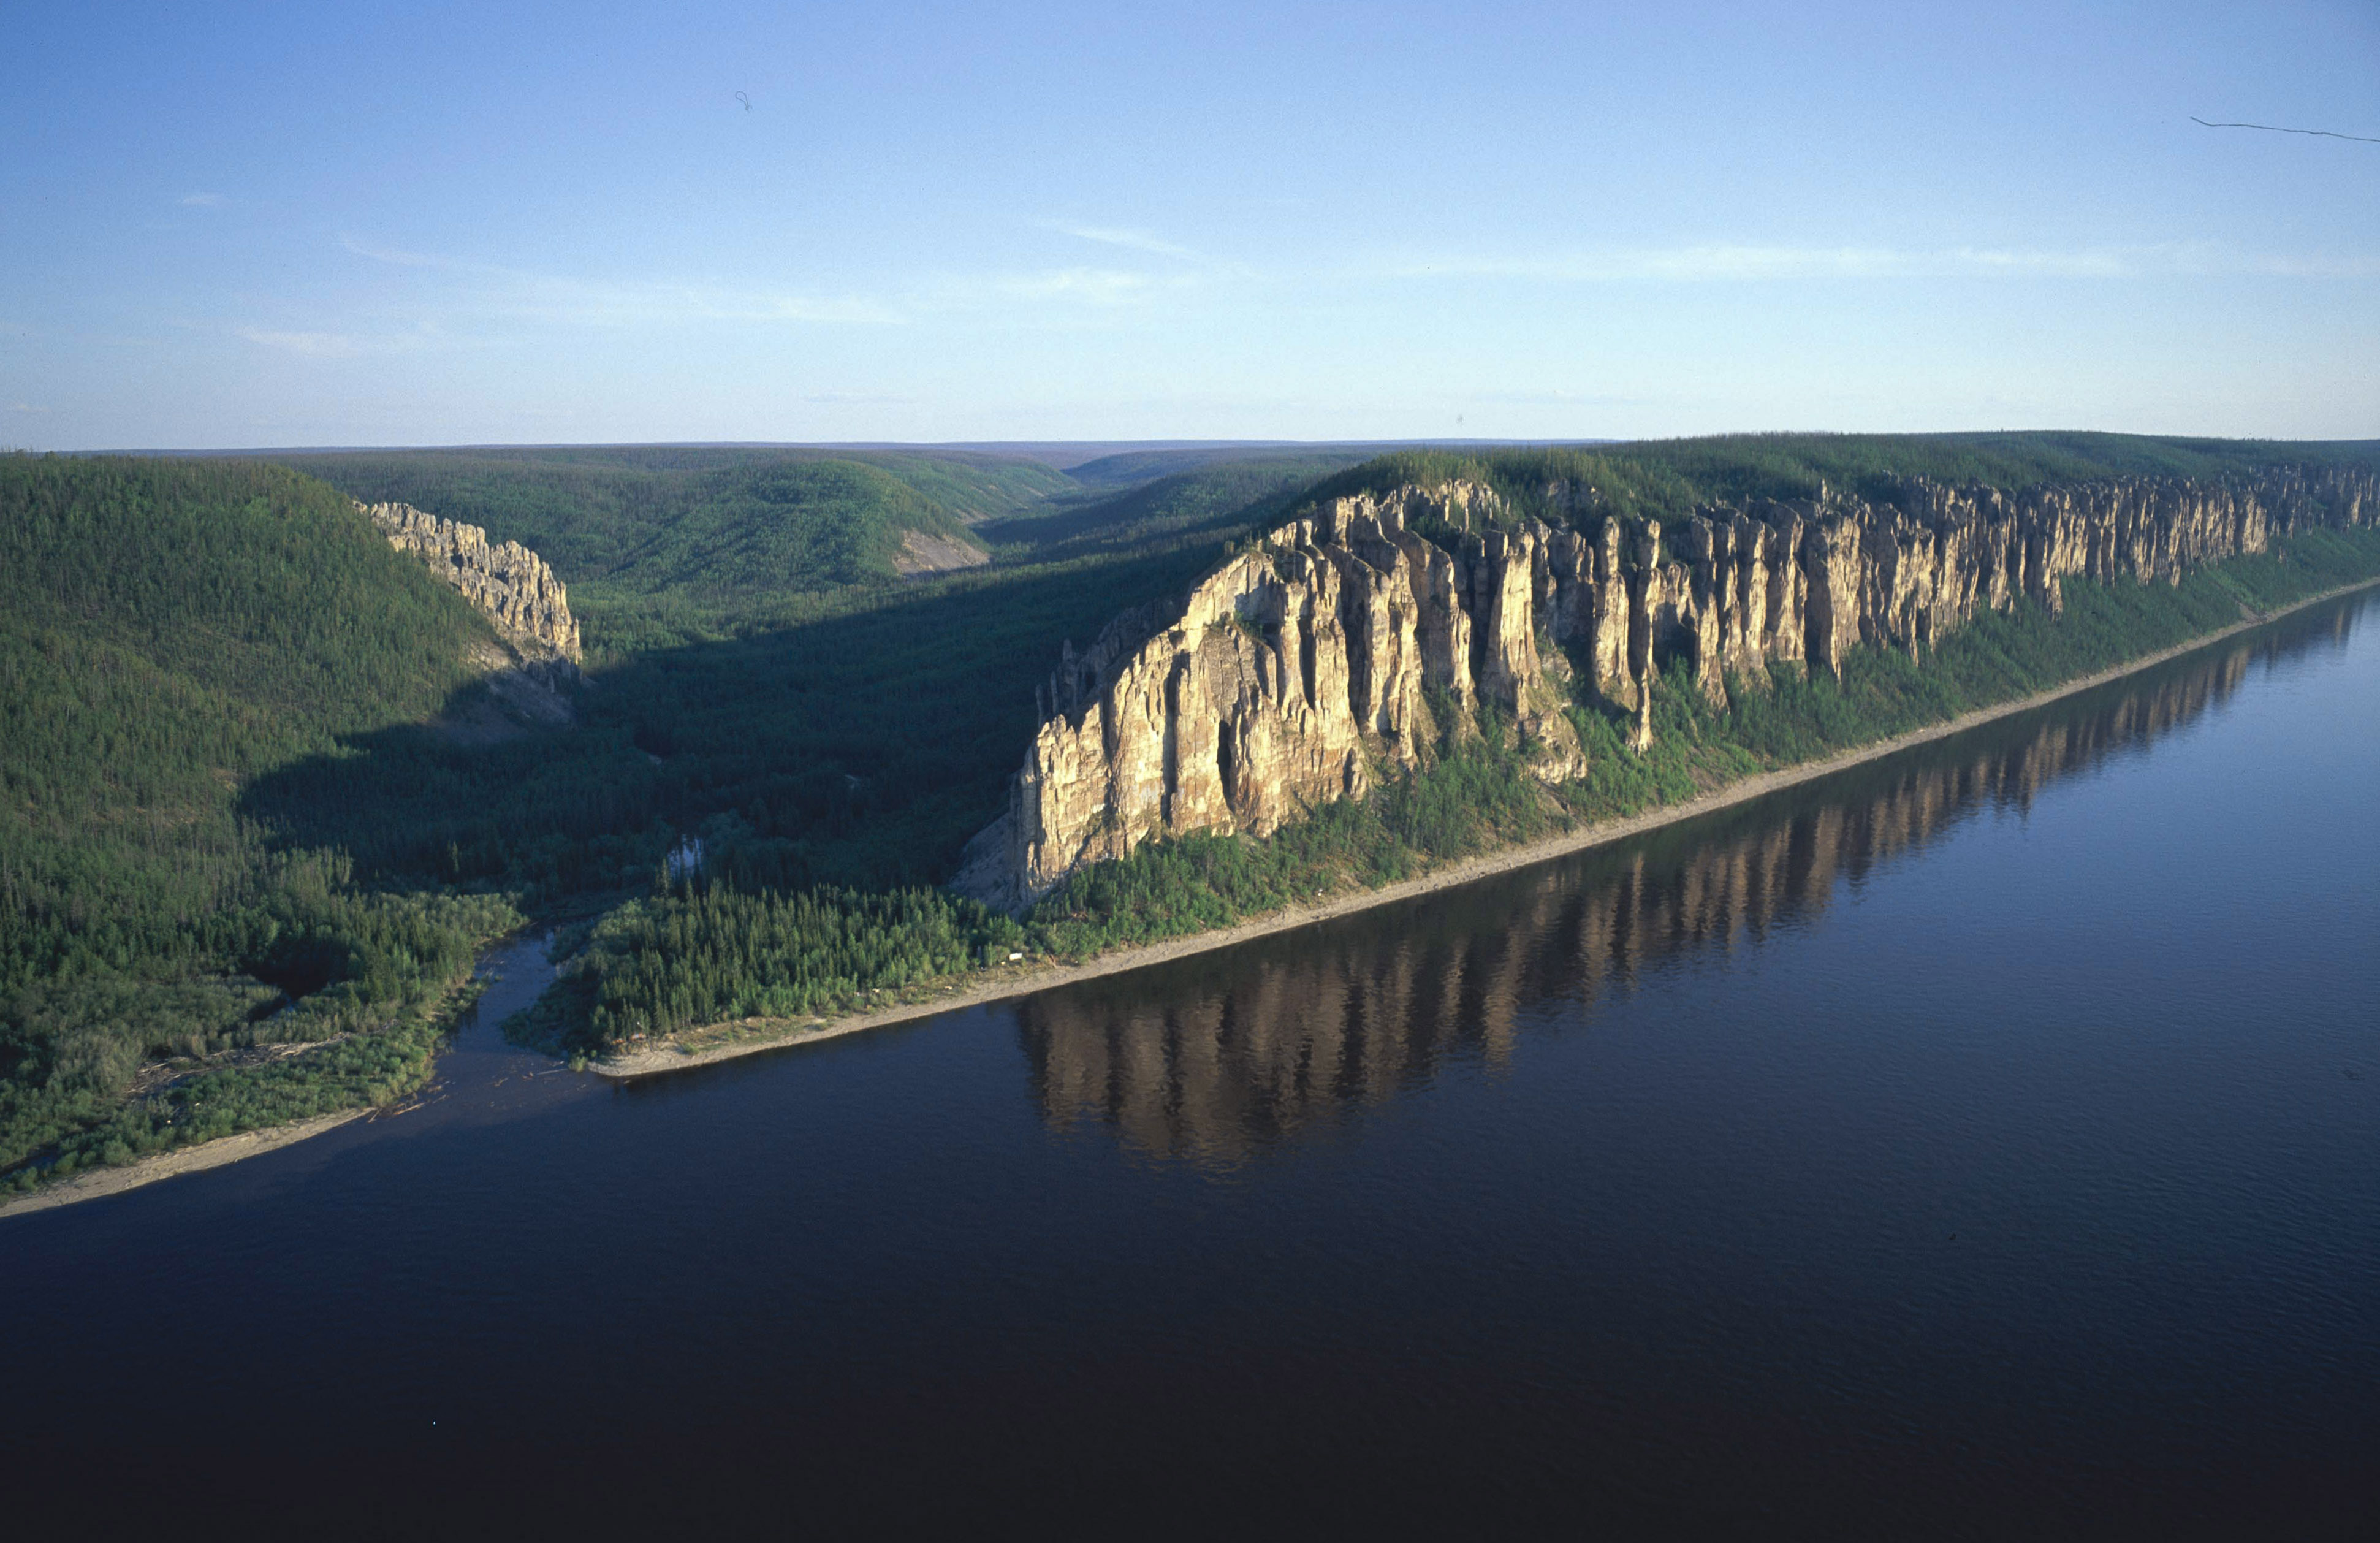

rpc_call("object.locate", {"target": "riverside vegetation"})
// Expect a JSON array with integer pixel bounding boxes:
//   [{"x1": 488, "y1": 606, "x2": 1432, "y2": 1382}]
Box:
[
  {"x1": 0, "y1": 443, "x2": 1361, "y2": 1184},
  {"x1": 0, "y1": 457, "x2": 521, "y2": 1189},
  {"x1": 5, "y1": 436, "x2": 2378, "y2": 1189}
]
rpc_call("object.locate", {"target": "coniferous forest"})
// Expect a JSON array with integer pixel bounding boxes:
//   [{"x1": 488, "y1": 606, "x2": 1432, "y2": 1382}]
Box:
[{"x1": 6, "y1": 433, "x2": 2379, "y2": 1191}]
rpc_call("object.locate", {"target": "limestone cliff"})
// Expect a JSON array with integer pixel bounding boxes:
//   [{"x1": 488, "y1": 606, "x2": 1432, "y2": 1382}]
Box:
[
  {"x1": 1022, "y1": 615, "x2": 2278, "y2": 1164},
  {"x1": 359, "y1": 501, "x2": 582, "y2": 663},
  {"x1": 359, "y1": 499, "x2": 582, "y2": 729},
  {"x1": 957, "y1": 465, "x2": 2376, "y2": 909}
]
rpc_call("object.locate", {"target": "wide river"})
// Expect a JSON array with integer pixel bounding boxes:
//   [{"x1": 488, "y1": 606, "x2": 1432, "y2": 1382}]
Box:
[{"x1": 11, "y1": 593, "x2": 2378, "y2": 1537}]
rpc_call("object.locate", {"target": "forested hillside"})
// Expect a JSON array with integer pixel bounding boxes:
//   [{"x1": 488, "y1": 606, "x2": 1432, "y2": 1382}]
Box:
[
  {"x1": 1, "y1": 446, "x2": 1333, "y2": 1186},
  {"x1": 285, "y1": 446, "x2": 1059, "y2": 649},
  {"x1": 976, "y1": 454, "x2": 1368, "y2": 561},
  {"x1": 1307, "y1": 432, "x2": 2380, "y2": 525},
  {"x1": 0, "y1": 457, "x2": 522, "y2": 1187}
]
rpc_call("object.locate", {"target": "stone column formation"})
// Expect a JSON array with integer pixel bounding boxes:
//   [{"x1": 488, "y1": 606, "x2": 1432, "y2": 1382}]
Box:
[
  {"x1": 1019, "y1": 625, "x2": 2268, "y2": 1164},
  {"x1": 954, "y1": 464, "x2": 2373, "y2": 910},
  {"x1": 357, "y1": 501, "x2": 582, "y2": 663}
]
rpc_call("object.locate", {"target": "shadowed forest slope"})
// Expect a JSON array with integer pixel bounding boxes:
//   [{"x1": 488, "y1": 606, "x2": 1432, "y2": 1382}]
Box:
[{"x1": 0, "y1": 455, "x2": 526, "y2": 1187}]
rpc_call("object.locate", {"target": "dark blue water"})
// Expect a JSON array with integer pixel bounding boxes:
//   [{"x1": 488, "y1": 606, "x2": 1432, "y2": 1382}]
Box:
[{"x1": 9, "y1": 595, "x2": 2378, "y2": 1539}]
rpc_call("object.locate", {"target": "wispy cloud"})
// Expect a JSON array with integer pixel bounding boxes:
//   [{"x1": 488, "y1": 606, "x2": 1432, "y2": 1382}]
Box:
[
  {"x1": 2225, "y1": 251, "x2": 2380, "y2": 278},
  {"x1": 1377, "y1": 242, "x2": 2380, "y2": 283},
  {"x1": 1055, "y1": 224, "x2": 1203, "y2": 261},
  {"x1": 338, "y1": 232, "x2": 1228, "y2": 329},
  {"x1": 989, "y1": 266, "x2": 1165, "y2": 305},
  {"x1": 341, "y1": 235, "x2": 443, "y2": 267},
  {"x1": 5, "y1": 401, "x2": 51, "y2": 414},
  {"x1": 231, "y1": 321, "x2": 467, "y2": 358},
  {"x1": 804, "y1": 391, "x2": 911, "y2": 404},
  {"x1": 180, "y1": 191, "x2": 225, "y2": 207},
  {"x1": 1468, "y1": 387, "x2": 1652, "y2": 408},
  {"x1": 237, "y1": 329, "x2": 369, "y2": 357},
  {"x1": 340, "y1": 234, "x2": 906, "y2": 326}
]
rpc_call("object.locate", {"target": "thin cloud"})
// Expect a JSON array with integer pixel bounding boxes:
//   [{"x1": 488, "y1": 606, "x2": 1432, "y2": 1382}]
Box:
[
  {"x1": 327, "y1": 232, "x2": 1240, "y2": 339},
  {"x1": 1378, "y1": 242, "x2": 2378, "y2": 283},
  {"x1": 341, "y1": 235, "x2": 447, "y2": 267},
  {"x1": 180, "y1": 192, "x2": 226, "y2": 207},
  {"x1": 1469, "y1": 387, "x2": 1652, "y2": 408},
  {"x1": 993, "y1": 266, "x2": 1161, "y2": 305},
  {"x1": 501, "y1": 279, "x2": 904, "y2": 326},
  {"x1": 1056, "y1": 224, "x2": 1203, "y2": 261},
  {"x1": 5, "y1": 401, "x2": 51, "y2": 414},
  {"x1": 341, "y1": 234, "x2": 905, "y2": 326},
  {"x1": 2224, "y1": 251, "x2": 2380, "y2": 278},
  {"x1": 237, "y1": 329, "x2": 368, "y2": 357}
]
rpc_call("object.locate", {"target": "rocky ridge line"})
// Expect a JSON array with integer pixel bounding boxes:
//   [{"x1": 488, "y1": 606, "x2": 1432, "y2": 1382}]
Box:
[
  {"x1": 1021, "y1": 612, "x2": 2272, "y2": 1162},
  {"x1": 954, "y1": 465, "x2": 2376, "y2": 910},
  {"x1": 359, "y1": 500, "x2": 582, "y2": 663},
  {"x1": 359, "y1": 499, "x2": 582, "y2": 729}
]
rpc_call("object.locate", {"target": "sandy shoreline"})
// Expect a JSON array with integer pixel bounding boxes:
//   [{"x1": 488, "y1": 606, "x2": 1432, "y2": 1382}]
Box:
[
  {"x1": 0, "y1": 1110, "x2": 369, "y2": 1221},
  {"x1": 598, "y1": 574, "x2": 2380, "y2": 1082}
]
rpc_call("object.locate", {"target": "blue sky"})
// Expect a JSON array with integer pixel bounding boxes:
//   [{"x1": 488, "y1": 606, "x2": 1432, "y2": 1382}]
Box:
[{"x1": 2, "y1": 0, "x2": 2374, "y2": 448}]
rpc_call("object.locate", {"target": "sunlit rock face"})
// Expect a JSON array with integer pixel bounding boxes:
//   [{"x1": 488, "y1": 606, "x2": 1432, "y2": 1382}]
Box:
[
  {"x1": 359, "y1": 500, "x2": 582, "y2": 663},
  {"x1": 956, "y1": 465, "x2": 2376, "y2": 909},
  {"x1": 1019, "y1": 623, "x2": 2283, "y2": 1167}
]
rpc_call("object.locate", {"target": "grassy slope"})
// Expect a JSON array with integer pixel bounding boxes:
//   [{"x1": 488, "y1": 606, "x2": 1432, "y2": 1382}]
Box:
[{"x1": 1, "y1": 456, "x2": 523, "y2": 1188}]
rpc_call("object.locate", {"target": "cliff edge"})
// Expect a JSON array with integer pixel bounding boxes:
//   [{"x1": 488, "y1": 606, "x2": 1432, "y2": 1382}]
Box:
[
  {"x1": 358, "y1": 499, "x2": 583, "y2": 726},
  {"x1": 954, "y1": 465, "x2": 2374, "y2": 910}
]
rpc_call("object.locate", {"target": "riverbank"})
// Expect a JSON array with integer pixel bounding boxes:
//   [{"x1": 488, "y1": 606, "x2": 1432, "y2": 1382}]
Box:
[
  {"x1": 595, "y1": 573, "x2": 2380, "y2": 1081},
  {"x1": 0, "y1": 940, "x2": 541, "y2": 1222},
  {"x1": 0, "y1": 1111, "x2": 371, "y2": 1219}
]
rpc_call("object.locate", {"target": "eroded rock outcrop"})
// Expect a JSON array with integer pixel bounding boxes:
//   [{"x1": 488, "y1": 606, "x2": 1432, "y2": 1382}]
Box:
[
  {"x1": 1022, "y1": 614, "x2": 2286, "y2": 1165},
  {"x1": 359, "y1": 501, "x2": 582, "y2": 663},
  {"x1": 958, "y1": 464, "x2": 2376, "y2": 908},
  {"x1": 359, "y1": 499, "x2": 582, "y2": 729}
]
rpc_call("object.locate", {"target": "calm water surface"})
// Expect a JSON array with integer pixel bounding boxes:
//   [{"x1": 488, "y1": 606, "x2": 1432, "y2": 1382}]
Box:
[{"x1": 10, "y1": 594, "x2": 2379, "y2": 1539}]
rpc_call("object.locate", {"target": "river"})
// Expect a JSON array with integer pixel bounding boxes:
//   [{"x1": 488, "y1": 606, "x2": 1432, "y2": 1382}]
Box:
[{"x1": 9, "y1": 591, "x2": 2378, "y2": 1538}]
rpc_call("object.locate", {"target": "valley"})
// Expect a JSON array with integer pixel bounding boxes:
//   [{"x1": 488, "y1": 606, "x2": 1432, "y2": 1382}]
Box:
[{"x1": 6, "y1": 433, "x2": 2379, "y2": 1202}]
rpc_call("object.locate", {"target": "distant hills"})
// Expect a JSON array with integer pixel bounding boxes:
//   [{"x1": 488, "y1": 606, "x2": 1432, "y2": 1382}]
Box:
[{"x1": 283, "y1": 447, "x2": 1044, "y2": 600}]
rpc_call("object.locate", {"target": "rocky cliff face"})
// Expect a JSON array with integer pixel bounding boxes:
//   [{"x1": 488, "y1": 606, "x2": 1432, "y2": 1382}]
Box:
[
  {"x1": 1021, "y1": 617, "x2": 2279, "y2": 1164},
  {"x1": 957, "y1": 465, "x2": 2376, "y2": 909},
  {"x1": 359, "y1": 501, "x2": 582, "y2": 663}
]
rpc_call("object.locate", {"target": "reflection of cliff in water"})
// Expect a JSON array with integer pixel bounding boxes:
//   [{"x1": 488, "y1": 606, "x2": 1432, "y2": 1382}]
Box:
[{"x1": 1018, "y1": 597, "x2": 2363, "y2": 1167}]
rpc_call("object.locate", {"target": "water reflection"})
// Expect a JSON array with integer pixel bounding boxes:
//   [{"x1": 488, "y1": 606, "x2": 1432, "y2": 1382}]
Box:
[{"x1": 1021, "y1": 598, "x2": 2362, "y2": 1165}]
